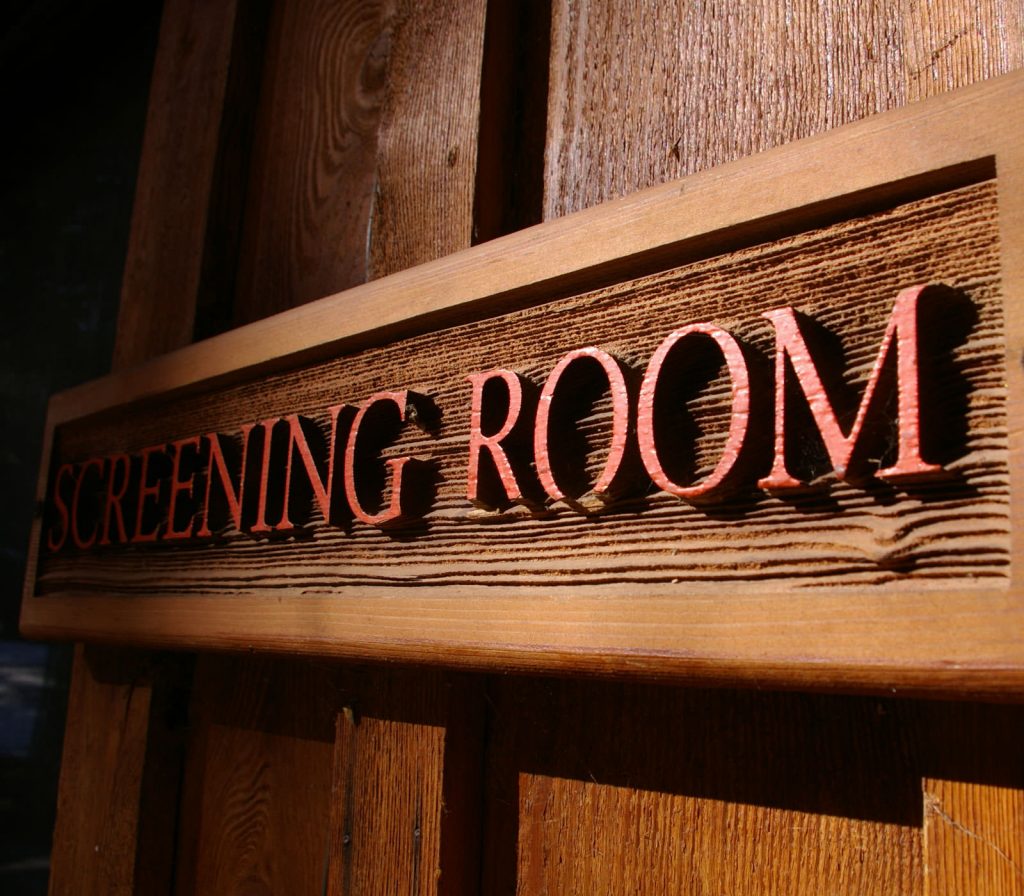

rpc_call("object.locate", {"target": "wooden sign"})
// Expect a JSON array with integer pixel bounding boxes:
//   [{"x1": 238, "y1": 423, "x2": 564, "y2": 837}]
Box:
[{"x1": 21, "y1": 73, "x2": 1024, "y2": 696}]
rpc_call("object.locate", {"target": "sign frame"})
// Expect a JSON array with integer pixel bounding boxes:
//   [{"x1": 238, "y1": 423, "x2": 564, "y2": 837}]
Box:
[{"x1": 21, "y1": 71, "x2": 1024, "y2": 698}]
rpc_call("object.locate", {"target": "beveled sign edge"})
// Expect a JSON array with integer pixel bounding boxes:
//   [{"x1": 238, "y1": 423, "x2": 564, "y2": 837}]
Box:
[{"x1": 21, "y1": 70, "x2": 1024, "y2": 697}]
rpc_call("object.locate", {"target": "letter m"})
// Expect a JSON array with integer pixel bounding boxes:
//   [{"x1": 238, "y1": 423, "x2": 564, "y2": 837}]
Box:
[{"x1": 758, "y1": 285, "x2": 942, "y2": 488}]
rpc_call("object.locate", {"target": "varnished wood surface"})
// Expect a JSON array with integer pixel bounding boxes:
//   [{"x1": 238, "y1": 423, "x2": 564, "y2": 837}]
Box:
[{"x1": 544, "y1": 0, "x2": 1024, "y2": 219}]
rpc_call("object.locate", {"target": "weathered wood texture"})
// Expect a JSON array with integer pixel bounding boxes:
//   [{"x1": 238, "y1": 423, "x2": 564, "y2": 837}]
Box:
[
  {"x1": 232, "y1": 0, "x2": 488, "y2": 323},
  {"x1": 544, "y1": 0, "x2": 1024, "y2": 218},
  {"x1": 40, "y1": 182, "x2": 1010, "y2": 592},
  {"x1": 326, "y1": 669, "x2": 484, "y2": 895},
  {"x1": 47, "y1": 1, "x2": 236, "y2": 891},
  {"x1": 171, "y1": 656, "x2": 336, "y2": 895},
  {"x1": 481, "y1": 679, "x2": 1024, "y2": 895},
  {"x1": 368, "y1": 0, "x2": 488, "y2": 278},
  {"x1": 233, "y1": 0, "x2": 392, "y2": 324},
  {"x1": 113, "y1": 0, "x2": 245, "y2": 368}
]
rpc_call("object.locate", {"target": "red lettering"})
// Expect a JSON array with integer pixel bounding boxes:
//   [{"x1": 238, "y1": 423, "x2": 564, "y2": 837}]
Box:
[
  {"x1": 344, "y1": 391, "x2": 412, "y2": 527},
  {"x1": 534, "y1": 348, "x2": 630, "y2": 503},
  {"x1": 71, "y1": 457, "x2": 105, "y2": 549},
  {"x1": 466, "y1": 370, "x2": 525, "y2": 505},
  {"x1": 164, "y1": 436, "x2": 202, "y2": 540},
  {"x1": 638, "y1": 324, "x2": 750, "y2": 500},
  {"x1": 277, "y1": 406, "x2": 348, "y2": 530},
  {"x1": 758, "y1": 285, "x2": 941, "y2": 489},
  {"x1": 249, "y1": 418, "x2": 278, "y2": 534},
  {"x1": 100, "y1": 454, "x2": 131, "y2": 545},
  {"x1": 131, "y1": 445, "x2": 166, "y2": 543},
  {"x1": 46, "y1": 463, "x2": 74, "y2": 552},
  {"x1": 197, "y1": 426, "x2": 253, "y2": 537}
]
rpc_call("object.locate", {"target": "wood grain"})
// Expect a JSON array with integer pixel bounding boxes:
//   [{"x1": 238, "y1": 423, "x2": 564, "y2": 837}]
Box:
[
  {"x1": 48, "y1": 647, "x2": 163, "y2": 896},
  {"x1": 486, "y1": 680, "x2": 927, "y2": 895},
  {"x1": 482, "y1": 678, "x2": 1024, "y2": 895},
  {"x1": 38, "y1": 182, "x2": 1011, "y2": 593},
  {"x1": 113, "y1": 0, "x2": 244, "y2": 368},
  {"x1": 47, "y1": 1, "x2": 236, "y2": 890},
  {"x1": 368, "y1": 0, "x2": 488, "y2": 278},
  {"x1": 172, "y1": 655, "x2": 337, "y2": 896},
  {"x1": 326, "y1": 669, "x2": 484, "y2": 895},
  {"x1": 544, "y1": 0, "x2": 1024, "y2": 219},
  {"x1": 233, "y1": 0, "x2": 393, "y2": 324},
  {"x1": 921, "y1": 702, "x2": 1024, "y2": 895}
]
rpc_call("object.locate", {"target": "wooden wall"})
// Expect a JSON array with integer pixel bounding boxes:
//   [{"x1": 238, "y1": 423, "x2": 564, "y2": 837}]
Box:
[{"x1": 47, "y1": 1, "x2": 1023, "y2": 893}]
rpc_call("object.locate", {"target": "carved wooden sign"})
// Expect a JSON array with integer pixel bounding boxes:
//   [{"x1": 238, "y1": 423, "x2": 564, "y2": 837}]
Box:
[{"x1": 21, "y1": 73, "x2": 1024, "y2": 696}]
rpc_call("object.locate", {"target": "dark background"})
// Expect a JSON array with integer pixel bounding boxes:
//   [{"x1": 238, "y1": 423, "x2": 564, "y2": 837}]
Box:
[{"x1": 0, "y1": 2, "x2": 163, "y2": 890}]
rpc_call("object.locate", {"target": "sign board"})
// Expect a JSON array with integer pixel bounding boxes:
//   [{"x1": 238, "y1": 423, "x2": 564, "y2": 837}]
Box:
[{"x1": 21, "y1": 73, "x2": 1024, "y2": 696}]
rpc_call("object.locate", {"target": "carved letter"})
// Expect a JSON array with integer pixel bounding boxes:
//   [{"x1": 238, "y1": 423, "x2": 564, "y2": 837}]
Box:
[
  {"x1": 70, "y1": 458, "x2": 104, "y2": 549},
  {"x1": 466, "y1": 369, "x2": 525, "y2": 505},
  {"x1": 164, "y1": 436, "x2": 202, "y2": 540},
  {"x1": 534, "y1": 348, "x2": 630, "y2": 503},
  {"x1": 638, "y1": 324, "x2": 750, "y2": 500},
  {"x1": 249, "y1": 418, "x2": 279, "y2": 534},
  {"x1": 758, "y1": 285, "x2": 941, "y2": 489},
  {"x1": 197, "y1": 426, "x2": 253, "y2": 538},
  {"x1": 345, "y1": 391, "x2": 414, "y2": 527},
  {"x1": 131, "y1": 445, "x2": 166, "y2": 543},
  {"x1": 100, "y1": 453, "x2": 131, "y2": 545},
  {"x1": 277, "y1": 405, "x2": 349, "y2": 531},
  {"x1": 46, "y1": 463, "x2": 74, "y2": 552}
]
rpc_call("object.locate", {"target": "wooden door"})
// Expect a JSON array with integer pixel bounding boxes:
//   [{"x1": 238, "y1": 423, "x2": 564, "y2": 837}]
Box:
[{"x1": 42, "y1": 1, "x2": 1024, "y2": 893}]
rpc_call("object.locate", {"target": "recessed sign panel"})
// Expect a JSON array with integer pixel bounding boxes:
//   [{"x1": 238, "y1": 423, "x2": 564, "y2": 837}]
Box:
[{"x1": 21, "y1": 73, "x2": 1024, "y2": 695}]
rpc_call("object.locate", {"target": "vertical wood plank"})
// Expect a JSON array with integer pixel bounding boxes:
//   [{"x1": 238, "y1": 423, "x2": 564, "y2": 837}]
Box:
[
  {"x1": 543, "y1": 0, "x2": 1022, "y2": 219},
  {"x1": 922, "y1": 703, "x2": 1024, "y2": 895},
  {"x1": 232, "y1": 0, "x2": 394, "y2": 324},
  {"x1": 318, "y1": 4, "x2": 490, "y2": 890},
  {"x1": 113, "y1": 0, "x2": 244, "y2": 369},
  {"x1": 48, "y1": 1, "x2": 244, "y2": 891},
  {"x1": 368, "y1": 0, "x2": 489, "y2": 278},
  {"x1": 484, "y1": 680, "x2": 925, "y2": 895},
  {"x1": 172, "y1": 656, "x2": 337, "y2": 896},
  {"x1": 327, "y1": 670, "x2": 484, "y2": 896},
  {"x1": 49, "y1": 647, "x2": 155, "y2": 896}
]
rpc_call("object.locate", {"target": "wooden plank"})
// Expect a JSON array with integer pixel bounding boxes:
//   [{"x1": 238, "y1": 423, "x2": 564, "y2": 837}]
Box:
[
  {"x1": 326, "y1": 669, "x2": 484, "y2": 895},
  {"x1": 367, "y1": 0, "x2": 488, "y2": 277},
  {"x1": 484, "y1": 679, "x2": 926, "y2": 895},
  {"x1": 48, "y1": 646, "x2": 189, "y2": 896},
  {"x1": 47, "y1": 1, "x2": 244, "y2": 889},
  {"x1": 171, "y1": 656, "x2": 336, "y2": 895},
  {"x1": 544, "y1": 0, "x2": 1023, "y2": 219},
  {"x1": 921, "y1": 702, "x2": 1024, "y2": 895},
  {"x1": 19, "y1": 87, "x2": 1024, "y2": 694},
  {"x1": 27, "y1": 70, "x2": 1021, "y2": 425},
  {"x1": 232, "y1": 0, "x2": 393, "y2": 325},
  {"x1": 482, "y1": 680, "x2": 1024, "y2": 894},
  {"x1": 113, "y1": 0, "x2": 245, "y2": 368}
]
